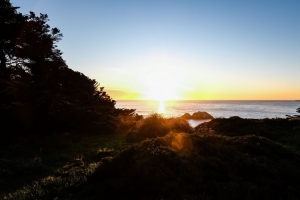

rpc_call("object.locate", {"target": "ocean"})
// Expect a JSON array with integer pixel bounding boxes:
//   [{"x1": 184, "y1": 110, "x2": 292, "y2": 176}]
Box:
[{"x1": 116, "y1": 100, "x2": 300, "y2": 127}]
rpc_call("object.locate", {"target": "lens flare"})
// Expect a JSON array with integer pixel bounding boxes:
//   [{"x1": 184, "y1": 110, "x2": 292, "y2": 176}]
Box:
[{"x1": 171, "y1": 133, "x2": 193, "y2": 155}]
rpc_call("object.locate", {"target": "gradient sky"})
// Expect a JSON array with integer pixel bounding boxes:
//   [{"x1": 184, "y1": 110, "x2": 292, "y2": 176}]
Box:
[{"x1": 11, "y1": 0, "x2": 300, "y2": 100}]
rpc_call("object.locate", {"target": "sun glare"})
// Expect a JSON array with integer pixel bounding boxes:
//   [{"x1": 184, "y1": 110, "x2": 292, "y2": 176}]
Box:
[
  {"x1": 142, "y1": 70, "x2": 181, "y2": 101},
  {"x1": 158, "y1": 100, "x2": 165, "y2": 113}
]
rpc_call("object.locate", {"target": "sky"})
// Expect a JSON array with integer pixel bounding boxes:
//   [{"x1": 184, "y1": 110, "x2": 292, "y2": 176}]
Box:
[{"x1": 11, "y1": 0, "x2": 300, "y2": 100}]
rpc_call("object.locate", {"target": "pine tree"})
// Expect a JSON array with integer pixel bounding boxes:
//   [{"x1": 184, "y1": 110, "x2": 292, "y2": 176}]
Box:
[{"x1": 1, "y1": 0, "x2": 118, "y2": 134}]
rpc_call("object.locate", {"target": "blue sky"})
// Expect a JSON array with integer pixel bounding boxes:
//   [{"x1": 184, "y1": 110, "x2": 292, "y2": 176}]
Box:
[{"x1": 11, "y1": 0, "x2": 300, "y2": 100}]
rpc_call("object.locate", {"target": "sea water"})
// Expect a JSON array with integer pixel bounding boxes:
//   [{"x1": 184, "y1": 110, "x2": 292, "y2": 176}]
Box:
[{"x1": 116, "y1": 100, "x2": 300, "y2": 126}]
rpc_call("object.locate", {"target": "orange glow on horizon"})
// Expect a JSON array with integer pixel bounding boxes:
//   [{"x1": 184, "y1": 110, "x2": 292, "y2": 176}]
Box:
[
  {"x1": 108, "y1": 88, "x2": 300, "y2": 101},
  {"x1": 106, "y1": 78, "x2": 300, "y2": 101}
]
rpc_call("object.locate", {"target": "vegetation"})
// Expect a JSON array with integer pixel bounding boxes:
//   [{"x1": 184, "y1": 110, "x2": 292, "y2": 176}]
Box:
[
  {"x1": 2, "y1": 114, "x2": 300, "y2": 199},
  {"x1": 1, "y1": 1, "x2": 300, "y2": 199},
  {"x1": 195, "y1": 116, "x2": 300, "y2": 152},
  {"x1": 74, "y1": 133, "x2": 300, "y2": 200},
  {"x1": 287, "y1": 107, "x2": 300, "y2": 119},
  {"x1": 0, "y1": 0, "x2": 132, "y2": 136},
  {"x1": 0, "y1": 133, "x2": 133, "y2": 199},
  {"x1": 124, "y1": 113, "x2": 194, "y2": 141}
]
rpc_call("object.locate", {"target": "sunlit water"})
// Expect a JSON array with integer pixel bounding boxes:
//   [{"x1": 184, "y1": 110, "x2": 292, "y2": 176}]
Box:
[{"x1": 116, "y1": 100, "x2": 300, "y2": 126}]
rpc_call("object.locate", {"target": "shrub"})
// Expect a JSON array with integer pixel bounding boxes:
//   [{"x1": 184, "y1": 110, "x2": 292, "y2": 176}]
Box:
[
  {"x1": 75, "y1": 133, "x2": 300, "y2": 199},
  {"x1": 195, "y1": 117, "x2": 300, "y2": 151},
  {"x1": 127, "y1": 113, "x2": 194, "y2": 141},
  {"x1": 165, "y1": 117, "x2": 194, "y2": 134},
  {"x1": 135, "y1": 113, "x2": 169, "y2": 139},
  {"x1": 115, "y1": 114, "x2": 143, "y2": 135}
]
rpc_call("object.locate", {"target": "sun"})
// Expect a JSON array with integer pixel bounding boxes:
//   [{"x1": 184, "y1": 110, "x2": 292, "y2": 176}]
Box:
[
  {"x1": 142, "y1": 70, "x2": 181, "y2": 101},
  {"x1": 144, "y1": 86, "x2": 179, "y2": 101}
]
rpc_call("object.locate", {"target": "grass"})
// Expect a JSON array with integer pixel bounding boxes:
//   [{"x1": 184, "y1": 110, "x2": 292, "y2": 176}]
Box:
[
  {"x1": 0, "y1": 132, "x2": 134, "y2": 199},
  {"x1": 72, "y1": 133, "x2": 300, "y2": 199},
  {"x1": 1, "y1": 115, "x2": 300, "y2": 199}
]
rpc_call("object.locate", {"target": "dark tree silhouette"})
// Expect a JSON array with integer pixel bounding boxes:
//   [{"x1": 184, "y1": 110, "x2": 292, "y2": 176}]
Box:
[
  {"x1": 0, "y1": 0, "x2": 24, "y2": 78},
  {"x1": 0, "y1": 0, "x2": 25, "y2": 133},
  {"x1": 0, "y1": 0, "x2": 121, "y2": 135}
]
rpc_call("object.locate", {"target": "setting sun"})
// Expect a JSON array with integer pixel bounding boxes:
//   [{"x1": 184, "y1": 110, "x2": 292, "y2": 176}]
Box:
[{"x1": 142, "y1": 69, "x2": 182, "y2": 101}]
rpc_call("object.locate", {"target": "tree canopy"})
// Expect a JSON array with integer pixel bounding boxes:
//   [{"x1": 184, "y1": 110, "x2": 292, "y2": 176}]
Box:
[
  {"x1": 0, "y1": 0, "x2": 24, "y2": 77},
  {"x1": 0, "y1": 0, "x2": 128, "y2": 135}
]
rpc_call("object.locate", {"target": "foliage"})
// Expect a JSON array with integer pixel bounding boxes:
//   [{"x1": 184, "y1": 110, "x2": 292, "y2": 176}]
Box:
[
  {"x1": 0, "y1": 0, "x2": 25, "y2": 78},
  {"x1": 126, "y1": 113, "x2": 194, "y2": 141},
  {"x1": 115, "y1": 112, "x2": 143, "y2": 135},
  {"x1": 2, "y1": 119, "x2": 300, "y2": 199},
  {"x1": 0, "y1": 133, "x2": 133, "y2": 199},
  {"x1": 73, "y1": 133, "x2": 300, "y2": 199},
  {"x1": 0, "y1": 0, "x2": 117, "y2": 135},
  {"x1": 195, "y1": 117, "x2": 300, "y2": 151},
  {"x1": 166, "y1": 117, "x2": 195, "y2": 133},
  {"x1": 135, "y1": 113, "x2": 169, "y2": 139}
]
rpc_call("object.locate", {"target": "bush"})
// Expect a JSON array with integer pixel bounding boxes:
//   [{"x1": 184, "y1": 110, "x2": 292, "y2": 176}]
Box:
[
  {"x1": 195, "y1": 117, "x2": 300, "y2": 151},
  {"x1": 74, "y1": 133, "x2": 300, "y2": 199},
  {"x1": 135, "y1": 113, "x2": 169, "y2": 139},
  {"x1": 127, "y1": 113, "x2": 194, "y2": 141},
  {"x1": 115, "y1": 113, "x2": 143, "y2": 135},
  {"x1": 165, "y1": 117, "x2": 194, "y2": 134}
]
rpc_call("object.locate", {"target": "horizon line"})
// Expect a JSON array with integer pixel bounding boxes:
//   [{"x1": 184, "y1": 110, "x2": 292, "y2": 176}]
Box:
[{"x1": 114, "y1": 99, "x2": 300, "y2": 101}]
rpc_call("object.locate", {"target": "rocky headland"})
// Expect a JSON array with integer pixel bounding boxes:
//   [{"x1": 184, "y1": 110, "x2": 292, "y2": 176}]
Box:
[{"x1": 181, "y1": 111, "x2": 214, "y2": 120}]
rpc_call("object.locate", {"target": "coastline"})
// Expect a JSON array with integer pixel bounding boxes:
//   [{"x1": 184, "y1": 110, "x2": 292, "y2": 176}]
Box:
[{"x1": 116, "y1": 100, "x2": 300, "y2": 119}]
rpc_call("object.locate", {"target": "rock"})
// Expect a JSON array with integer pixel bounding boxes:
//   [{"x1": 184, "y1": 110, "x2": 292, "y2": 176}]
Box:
[
  {"x1": 181, "y1": 113, "x2": 192, "y2": 119},
  {"x1": 191, "y1": 111, "x2": 214, "y2": 119},
  {"x1": 181, "y1": 111, "x2": 214, "y2": 120}
]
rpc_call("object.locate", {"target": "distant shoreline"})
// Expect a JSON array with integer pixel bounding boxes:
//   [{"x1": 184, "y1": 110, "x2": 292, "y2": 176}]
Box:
[{"x1": 116, "y1": 100, "x2": 299, "y2": 119}]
